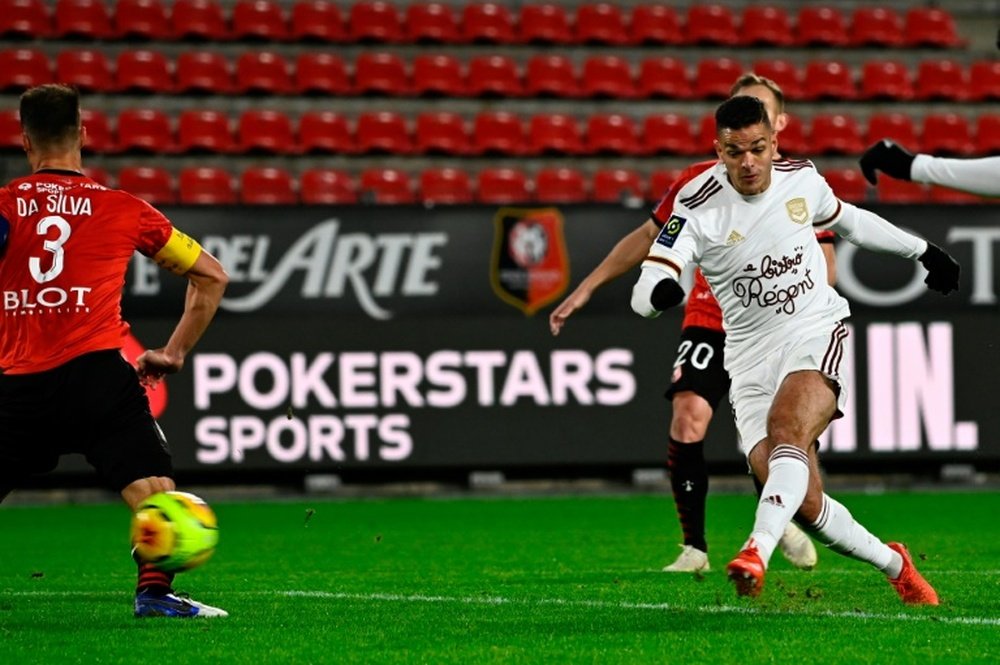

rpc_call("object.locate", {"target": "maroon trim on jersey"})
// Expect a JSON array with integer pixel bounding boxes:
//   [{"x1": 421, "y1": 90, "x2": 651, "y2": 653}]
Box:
[
  {"x1": 644, "y1": 255, "x2": 682, "y2": 275},
  {"x1": 679, "y1": 177, "x2": 722, "y2": 209},
  {"x1": 822, "y1": 322, "x2": 849, "y2": 376},
  {"x1": 813, "y1": 200, "x2": 843, "y2": 227}
]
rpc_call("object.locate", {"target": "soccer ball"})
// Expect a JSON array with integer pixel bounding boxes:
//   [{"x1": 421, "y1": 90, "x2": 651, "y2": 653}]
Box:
[{"x1": 130, "y1": 491, "x2": 218, "y2": 573}]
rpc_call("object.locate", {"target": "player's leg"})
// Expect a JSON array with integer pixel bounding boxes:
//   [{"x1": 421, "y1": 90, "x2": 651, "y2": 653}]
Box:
[{"x1": 752, "y1": 451, "x2": 818, "y2": 570}]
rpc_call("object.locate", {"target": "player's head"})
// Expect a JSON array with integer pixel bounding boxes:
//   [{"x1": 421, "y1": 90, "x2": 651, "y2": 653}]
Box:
[
  {"x1": 713, "y1": 95, "x2": 776, "y2": 196},
  {"x1": 19, "y1": 84, "x2": 85, "y2": 165},
  {"x1": 730, "y1": 73, "x2": 788, "y2": 134}
]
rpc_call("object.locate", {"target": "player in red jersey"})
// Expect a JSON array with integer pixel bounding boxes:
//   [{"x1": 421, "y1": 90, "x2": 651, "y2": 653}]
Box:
[
  {"x1": 0, "y1": 85, "x2": 230, "y2": 618},
  {"x1": 550, "y1": 74, "x2": 834, "y2": 573}
]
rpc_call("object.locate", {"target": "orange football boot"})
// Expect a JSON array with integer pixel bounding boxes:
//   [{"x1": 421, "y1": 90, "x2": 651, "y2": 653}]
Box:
[
  {"x1": 726, "y1": 545, "x2": 766, "y2": 598},
  {"x1": 887, "y1": 542, "x2": 939, "y2": 606}
]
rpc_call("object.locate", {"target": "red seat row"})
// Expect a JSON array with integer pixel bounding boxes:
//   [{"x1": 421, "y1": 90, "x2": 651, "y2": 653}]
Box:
[
  {"x1": 7, "y1": 48, "x2": 998, "y2": 103},
  {"x1": 1, "y1": 0, "x2": 964, "y2": 48},
  {"x1": 3, "y1": 108, "x2": 997, "y2": 159},
  {"x1": 81, "y1": 165, "x2": 995, "y2": 207}
]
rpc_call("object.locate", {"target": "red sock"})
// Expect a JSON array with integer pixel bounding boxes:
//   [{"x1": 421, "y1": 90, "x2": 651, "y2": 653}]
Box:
[{"x1": 136, "y1": 563, "x2": 174, "y2": 596}]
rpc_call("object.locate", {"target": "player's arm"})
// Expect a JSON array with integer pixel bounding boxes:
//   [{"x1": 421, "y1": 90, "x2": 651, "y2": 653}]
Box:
[
  {"x1": 817, "y1": 201, "x2": 960, "y2": 295},
  {"x1": 817, "y1": 232, "x2": 837, "y2": 285},
  {"x1": 549, "y1": 219, "x2": 660, "y2": 335},
  {"x1": 860, "y1": 140, "x2": 1000, "y2": 196},
  {"x1": 137, "y1": 227, "x2": 230, "y2": 384},
  {"x1": 631, "y1": 211, "x2": 698, "y2": 318}
]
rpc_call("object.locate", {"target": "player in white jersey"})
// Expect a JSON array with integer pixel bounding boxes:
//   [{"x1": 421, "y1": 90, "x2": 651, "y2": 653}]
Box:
[
  {"x1": 631, "y1": 96, "x2": 960, "y2": 604},
  {"x1": 859, "y1": 139, "x2": 1000, "y2": 197}
]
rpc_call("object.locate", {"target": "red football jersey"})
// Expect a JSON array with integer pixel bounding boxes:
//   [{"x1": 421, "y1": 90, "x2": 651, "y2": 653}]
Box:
[
  {"x1": 650, "y1": 159, "x2": 838, "y2": 333},
  {"x1": 0, "y1": 170, "x2": 173, "y2": 374}
]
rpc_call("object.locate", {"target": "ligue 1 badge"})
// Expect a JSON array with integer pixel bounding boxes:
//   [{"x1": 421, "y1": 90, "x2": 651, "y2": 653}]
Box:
[{"x1": 490, "y1": 207, "x2": 569, "y2": 315}]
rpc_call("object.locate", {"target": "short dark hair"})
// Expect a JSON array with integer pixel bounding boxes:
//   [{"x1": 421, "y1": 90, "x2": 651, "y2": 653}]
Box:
[
  {"x1": 715, "y1": 95, "x2": 772, "y2": 133},
  {"x1": 730, "y1": 73, "x2": 785, "y2": 113},
  {"x1": 19, "y1": 84, "x2": 81, "y2": 150}
]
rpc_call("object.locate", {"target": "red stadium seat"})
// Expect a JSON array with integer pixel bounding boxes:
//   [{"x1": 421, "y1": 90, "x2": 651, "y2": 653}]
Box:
[
  {"x1": 114, "y1": 0, "x2": 170, "y2": 40},
  {"x1": 776, "y1": 114, "x2": 808, "y2": 156},
  {"x1": 969, "y1": 61, "x2": 1000, "y2": 102},
  {"x1": 637, "y1": 57, "x2": 690, "y2": 99},
  {"x1": 823, "y1": 168, "x2": 867, "y2": 203},
  {"x1": 592, "y1": 168, "x2": 644, "y2": 203},
  {"x1": 810, "y1": 113, "x2": 865, "y2": 155},
  {"x1": 922, "y1": 114, "x2": 975, "y2": 156},
  {"x1": 349, "y1": 0, "x2": 402, "y2": 43},
  {"x1": 649, "y1": 169, "x2": 682, "y2": 201},
  {"x1": 629, "y1": 4, "x2": 681, "y2": 45},
  {"x1": 177, "y1": 109, "x2": 233, "y2": 153},
  {"x1": 179, "y1": 166, "x2": 236, "y2": 204},
  {"x1": 586, "y1": 113, "x2": 640, "y2": 155},
  {"x1": 929, "y1": 185, "x2": 985, "y2": 204},
  {"x1": 849, "y1": 7, "x2": 903, "y2": 47},
  {"x1": 118, "y1": 166, "x2": 175, "y2": 205},
  {"x1": 54, "y1": 0, "x2": 111, "y2": 39},
  {"x1": 415, "y1": 111, "x2": 469, "y2": 155},
  {"x1": 686, "y1": 4, "x2": 737, "y2": 45},
  {"x1": 356, "y1": 110, "x2": 411, "y2": 154},
  {"x1": 576, "y1": 3, "x2": 630, "y2": 45},
  {"x1": 232, "y1": 0, "x2": 288, "y2": 41},
  {"x1": 175, "y1": 51, "x2": 232, "y2": 94},
  {"x1": 536, "y1": 168, "x2": 587, "y2": 203},
  {"x1": 750, "y1": 59, "x2": 803, "y2": 101},
  {"x1": 300, "y1": 168, "x2": 357, "y2": 204},
  {"x1": 740, "y1": 5, "x2": 793, "y2": 46},
  {"x1": 696, "y1": 114, "x2": 717, "y2": 155},
  {"x1": 0, "y1": 48, "x2": 51, "y2": 92},
  {"x1": 467, "y1": 54, "x2": 522, "y2": 97},
  {"x1": 420, "y1": 167, "x2": 473, "y2": 204},
  {"x1": 115, "y1": 49, "x2": 173, "y2": 93},
  {"x1": 294, "y1": 53, "x2": 351, "y2": 95},
  {"x1": 290, "y1": 0, "x2": 346, "y2": 42},
  {"x1": 915, "y1": 60, "x2": 968, "y2": 102},
  {"x1": 461, "y1": 2, "x2": 515, "y2": 44},
  {"x1": 795, "y1": 6, "x2": 848, "y2": 47},
  {"x1": 298, "y1": 110, "x2": 353, "y2": 154},
  {"x1": 477, "y1": 168, "x2": 530, "y2": 204},
  {"x1": 412, "y1": 54, "x2": 465, "y2": 97},
  {"x1": 472, "y1": 112, "x2": 525, "y2": 156},
  {"x1": 80, "y1": 108, "x2": 115, "y2": 153},
  {"x1": 866, "y1": 113, "x2": 919, "y2": 151},
  {"x1": 0, "y1": 109, "x2": 21, "y2": 151},
  {"x1": 524, "y1": 54, "x2": 579, "y2": 98},
  {"x1": 240, "y1": 167, "x2": 296, "y2": 204},
  {"x1": 359, "y1": 168, "x2": 414, "y2": 204},
  {"x1": 237, "y1": 109, "x2": 296, "y2": 154},
  {"x1": 803, "y1": 60, "x2": 856, "y2": 101},
  {"x1": 81, "y1": 166, "x2": 111, "y2": 186},
  {"x1": 860, "y1": 60, "x2": 913, "y2": 101},
  {"x1": 581, "y1": 56, "x2": 635, "y2": 99},
  {"x1": 354, "y1": 52, "x2": 408, "y2": 96},
  {"x1": 528, "y1": 113, "x2": 583, "y2": 155},
  {"x1": 171, "y1": 0, "x2": 227, "y2": 41},
  {"x1": 877, "y1": 178, "x2": 928, "y2": 204},
  {"x1": 519, "y1": 3, "x2": 572, "y2": 44},
  {"x1": 643, "y1": 113, "x2": 697, "y2": 155},
  {"x1": 235, "y1": 51, "x2": 292, "y2": 95},
  {"x1": 904, "y1": 8, "x2": 963, "y2": 48},
  {"x1": 406, "y1": 2, "x2": 460, "y2": 44},
  {"x1": 693, "y1": 58, "x2": 743, "y2": 99},
  {"x1": 976, "y1": 115, "x2": 1000, "y2": 155},
  {"x1": 0, "y1": 0, "x2": 51, "y2": 39},
  {"x1": 117, "y1": 108, "x2": 173, "y2": 153}
]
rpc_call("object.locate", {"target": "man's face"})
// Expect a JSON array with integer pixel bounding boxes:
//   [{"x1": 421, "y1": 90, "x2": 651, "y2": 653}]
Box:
[{"x1": 714, "y1": 121, "x2": 777, "y2": 196}]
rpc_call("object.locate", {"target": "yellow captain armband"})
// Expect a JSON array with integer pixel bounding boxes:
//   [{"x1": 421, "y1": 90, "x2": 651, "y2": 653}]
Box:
[{"x1": 153, "y1": 227, "x2": 203, "y2": 275}]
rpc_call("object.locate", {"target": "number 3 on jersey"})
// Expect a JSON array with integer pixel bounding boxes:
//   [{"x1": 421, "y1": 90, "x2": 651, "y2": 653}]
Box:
[{"x1": 30, "y1": 215, "x2": 71, "y2": 284}]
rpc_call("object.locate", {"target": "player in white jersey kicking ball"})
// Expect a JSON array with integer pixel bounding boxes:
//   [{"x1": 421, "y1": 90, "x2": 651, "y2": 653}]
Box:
[{"x1": 631, "y1": 96, "x2": 958, "y2": 604}]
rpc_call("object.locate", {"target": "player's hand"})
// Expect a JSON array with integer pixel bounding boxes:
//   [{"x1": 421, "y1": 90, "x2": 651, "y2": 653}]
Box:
[
  {"x1": 631, "y1": 268, "x2": 685, "y2": 318},
  {"x1": 136, "y1": 348, "x2": 184, "y2": 387},
  {"x1": 549, "y1": 288, "x2": 591, "y2": 336},
  {"x1": 918, "y1": 243, "x2": 960, "y2": 295},
  {"x1": 859, "y1": 140, "x2": 916, "y2": 185}
]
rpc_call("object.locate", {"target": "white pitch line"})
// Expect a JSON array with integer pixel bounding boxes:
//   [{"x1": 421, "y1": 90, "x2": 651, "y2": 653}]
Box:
[{"x1": 7, "y1": 590, "x2": 999, "y2": 627}]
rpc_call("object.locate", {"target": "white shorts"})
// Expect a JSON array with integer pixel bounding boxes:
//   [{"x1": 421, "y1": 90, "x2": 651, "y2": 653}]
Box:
[{"x1": 729, "y1": 321, "x2": 850, "y2": 458}]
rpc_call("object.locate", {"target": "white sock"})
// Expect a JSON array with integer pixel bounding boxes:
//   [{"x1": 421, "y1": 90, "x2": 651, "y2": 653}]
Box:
[
  {"x1": 808, "y1": 494, "x2": 902, "y2": 578},
  {"x1": 745, "y1": 445, "x2": 810, "y2": 567}
]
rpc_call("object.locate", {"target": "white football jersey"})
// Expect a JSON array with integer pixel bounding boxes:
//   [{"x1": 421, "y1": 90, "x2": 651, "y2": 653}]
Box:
[{"x1": 645, "y1": 159, "x2": 851, "y2": 374}]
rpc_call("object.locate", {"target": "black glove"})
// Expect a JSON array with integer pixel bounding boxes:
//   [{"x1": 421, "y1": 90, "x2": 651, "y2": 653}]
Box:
[
  {"x1": 859, "y1": 140, "x2": 916, "y2": 185},
  {"x1": 918, "y1": 243, "x2": 960, "y2": 295},
  {"x1": 650, "y1": 278, "x2": 685, "y2": 310}
]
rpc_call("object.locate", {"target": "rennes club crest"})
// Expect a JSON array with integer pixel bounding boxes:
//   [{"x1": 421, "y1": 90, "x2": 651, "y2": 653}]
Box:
[{"x1": 491, "y1": 208, "x2": 569, "y2": 315}]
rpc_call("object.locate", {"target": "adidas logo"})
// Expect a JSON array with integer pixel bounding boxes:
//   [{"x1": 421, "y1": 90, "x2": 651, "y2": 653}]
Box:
[
  {"x1": 725, "y1": 230, "x2": 745, "y2": 246},
  {"x1": 762, "y1": 494, "x2": 784, "y2": 507}
]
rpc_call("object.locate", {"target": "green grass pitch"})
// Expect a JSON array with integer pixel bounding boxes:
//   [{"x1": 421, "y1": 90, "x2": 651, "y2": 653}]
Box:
[{"x1": 1, "y1": 490, "x2": 998, "y2": 664}]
